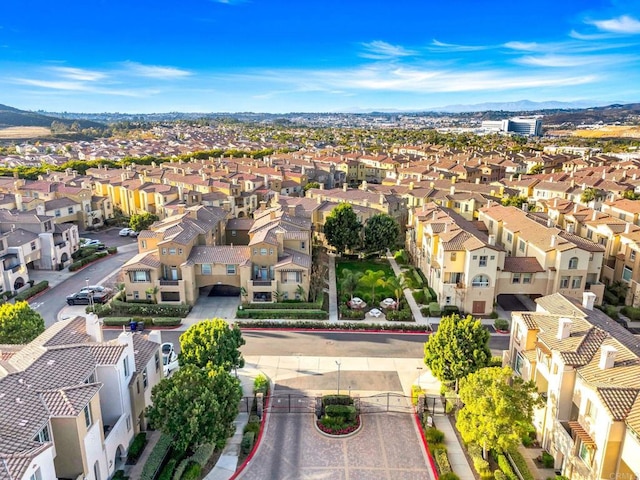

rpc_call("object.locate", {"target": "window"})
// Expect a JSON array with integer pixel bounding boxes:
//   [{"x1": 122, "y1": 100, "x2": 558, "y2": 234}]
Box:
[
  {"x1": 631, "y1": 251, "x2": 637, "y2": 262},
  {"x1": 479, "y1": 255, "x2": 488, "y2": 267},
  {"x1": 55, "y1": 210, "x2": 61, "y2": 217},
  {"x1": 514, "y1": 352, "x2": 525, "y2": 375},
  {"x1": 141, "y1": 240, "x2": 147, "y2": 249},
  {"x1": 30, "y1": 241, "x2": 36, "y2": 251},
  {"x1": 260, "y1": 248, "x2": 267, "y2": 255},
  {"x1": 162, "y1": 248, "x2": 167, "y2": 255},
  {"x1": 445, "y1": 296, "x2": 452, "y2": 305},
  {"x1": 178, "y1": 248, "x2": 183, "y2": 255},
  {"x1": 169, "y1": 248, "x2": 176, "y2": 255},
  {"x1": 301, "y1": 241, "x2": 305, "y2": 250},
  {"x1": 131, "y1": 271, "x2": 150, "y2": 282},
  {"x1": 572, "y1": 276, "x2": 582, "y2": 289},
  {"x1": 126, "y1": 415, "x2": 131, "y2": 432},
  {"x1": 523, "y1": 273, "x2": 533, "y2": 284},
  {"x1": 622, "y1": 265, "x2": 633, "y2": 282},
  {"x1": 29, "y1": 468, "x2": 42, "y2": 480},
  {"x1": 201, "y1": 264, "x2": 212, "y2": 275},
  {"x1": 143, "y1": 368, "x2": 148, "y2": 389},
  {"x1": 506, "y1": 232, "x2": 512, "y2": 242},
  {"x1": 519, "y1": 240, "x2": 526, "y2": 252},
  {"x1": 568, "y1": 257, "x2": 579, "y2": 269},
  {"x1": 471, "y1": 274, "x2": 490, "y2": 287},
  {"x1": 68, "y1": 206, "x2": 74, "y2": 214},
  {"x1": 586, "y1": 229, "x2": 593, "y2": 240},
  {"x1": 450, "y1": 252, "x2": 457, "y2": 261},
  {"x1": 472, "y1": 255, "x2": 477, "y2": 260},
  {"x1": 578, "y1": 440, "x2": 593, "y2": 465},
  {"x1": 34, "y1": 425, "x2": 50, "y2": 443},
  {"x1": 155, "y1": 352, "x2": 160, "y2": 372},
  {"x1": 560, "y1": 276, "x2": 570, "y2": 288},
  {"x1": 585, "y1": 399, "x2": 597, "y2": 420},
  {"x1": 226, "y1": 265, "x2": 236, "y2": 275},
  {"x1": 490, "y1": 255, "x2": 495, "y2": 260},
  {"x1": 231, "y1": 230, "x2": 237, "y2": 237},
  {"x1": 512, "y1": 273, "x2": 521, "y2": 284},
  {"x1": 123, "y1": 357, "x2": 130, "y2": 377},
  {"x1": 84, "y1": 404, "x2": 92, "y2": 428}
]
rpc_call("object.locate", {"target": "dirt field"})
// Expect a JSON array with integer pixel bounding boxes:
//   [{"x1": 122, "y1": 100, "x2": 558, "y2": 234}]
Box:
[
  {"x1": 0, "y1": 126, "x2": 51, "y2": 139},
  {"x1": 571, "y1": 125, "x2": 640, "y2": 139}
]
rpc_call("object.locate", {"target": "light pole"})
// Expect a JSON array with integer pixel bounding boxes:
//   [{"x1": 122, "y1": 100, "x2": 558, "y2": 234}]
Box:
[
  {"x1": 86, "y1": 278, "x2": 94, "y2": 312},
  {"x1": 335, "y1": 360, "x2": 341, "y2": 395}
]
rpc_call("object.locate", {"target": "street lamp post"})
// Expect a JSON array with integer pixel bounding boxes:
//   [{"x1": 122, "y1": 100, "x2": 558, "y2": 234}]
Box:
[
  {"x1": 335, "y1": 360, "x2": 341, "y2": 395},
  {"x1": 86, "y1": 278, "x2": 94, "y2": 312}
]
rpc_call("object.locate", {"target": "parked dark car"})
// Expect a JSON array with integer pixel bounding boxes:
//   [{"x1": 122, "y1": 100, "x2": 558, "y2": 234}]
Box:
[{"x1": 66, "y1": 290, "x2": 111, "y2": 305}]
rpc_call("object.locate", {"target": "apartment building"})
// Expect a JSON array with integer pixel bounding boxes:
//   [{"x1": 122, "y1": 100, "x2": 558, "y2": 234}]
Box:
[
  {"x1": 0, "y1": 315, "x2": 163, "y2": 480},
  {"x1": 507, "y1": 292, "x2": 639, "y2": 480},
  {"x1": 121, "y1": 204, "x2": 312, "y2": 304}
]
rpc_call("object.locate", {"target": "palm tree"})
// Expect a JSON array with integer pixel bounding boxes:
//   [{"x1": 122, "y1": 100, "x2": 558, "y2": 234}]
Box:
[
  {"x1": 385, "y1": 276, "x2": 407, "y2": 308},
  {"x1": 240, "y1": 286, "x2": 248, "y2": 304},
  {"x1": 359, "y1": 270, "x2": 386, "y2": 304},
  {"x1": 145, "y1": 286, "x2": 159, "y2": 304},
  {"x1": 295, "y1": 284, "x2": 306, "y2": 301},
  {"x1": 340, "y1": 270, "x2": 363, "y2": 301}
]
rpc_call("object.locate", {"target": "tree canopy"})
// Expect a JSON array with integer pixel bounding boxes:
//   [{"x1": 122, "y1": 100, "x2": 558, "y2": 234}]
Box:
[
  {"x1": 501, "y1": 195, "x2": 529, "y2": 209},
  {"x1": 457, "y1": 366, "x2": 543, "y2": 458},
  {"x1": 179, "y1": 318, "x2": 245, "y2": 371},
  {"x1": 363, "y1": 213, "x2": 399, "y2": 253},
  {"x1": 423, "y1": 314, "x2": 491, "y2": 390},
  {"x1": 323, "y1": 203, "x2": 362, "y2": 254},
  {"x1": 130, "y1": 212, "x2": 159, "y2": 232},
  {"x1": 0, "y1": 301, "x2": 45, "y2": 344},
  {"x1": 146, "y1": 364, "x2": 242, "y2": 452}
]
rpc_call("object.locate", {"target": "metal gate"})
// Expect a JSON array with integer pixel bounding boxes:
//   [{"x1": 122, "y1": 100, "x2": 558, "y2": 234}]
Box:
[
  {"x1": 268, "y1": 393, "x2": 317, "y2": 414},
  {"x1": 357, "y1": 393, "x2": 414, "y2": 414}
]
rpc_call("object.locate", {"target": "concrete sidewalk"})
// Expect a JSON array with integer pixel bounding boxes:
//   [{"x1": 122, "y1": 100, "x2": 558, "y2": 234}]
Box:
[{"x1": 387, "y1": 249, "x2": 432, "y2": 328}]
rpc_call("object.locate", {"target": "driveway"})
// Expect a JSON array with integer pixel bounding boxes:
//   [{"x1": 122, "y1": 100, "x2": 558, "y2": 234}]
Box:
[
  {"x1": 239, "y1": 412, "x2": 432, "y2": 480},
  {"x1": 186, "y1": 288, "x2": 239, "y2": 321}
]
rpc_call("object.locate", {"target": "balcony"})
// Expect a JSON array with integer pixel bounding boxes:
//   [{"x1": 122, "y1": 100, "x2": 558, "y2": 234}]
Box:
[
  {"x1": 159, "y1": 279, "x2": 180, "y2": 286},
  {"x1": 251, "y1": 279, "x2": 275, "y2": 289},
  {"x1": 4, "y1": 264, "x2": 21, "y2": 273}
]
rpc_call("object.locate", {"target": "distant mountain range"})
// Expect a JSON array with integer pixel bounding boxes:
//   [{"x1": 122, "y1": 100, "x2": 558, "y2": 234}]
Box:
[
  {"x1": 0, "y1": 104, "x2": 103, "y2": 129},
  {"x1": 427, "y1": 99, "x2": 611, "y2": 113}
]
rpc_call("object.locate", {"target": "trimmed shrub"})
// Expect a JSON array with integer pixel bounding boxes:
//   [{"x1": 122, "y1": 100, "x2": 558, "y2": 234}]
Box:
[
  {"x1": 412, "y1": 269, "x2": 424, "y2": 287},
  {"x1": 340, "y1": 305, "x2": 366, "y2": 320},
  {"x1": 541, "y1": 451, "x2": 554, "y2": 468},
  {"x1": 254, "y1": 374, "x2": 270, "y2": 395},
  {"x1": 103, "y1": 317, "x2": 132, "y2": 326},
  {"x1": 243, "y1": 421, "x2": 260, "y2": 436},
  {"x1": 425, "y1": 428, "x2": 445, "y2": 445},
  {"x1": 151, "y1": 317, "x2": 182, "y2": 326},
  {"x1": 427, "y1": 287, "x2": 437, "y2": 302},
  {"x1": 139, "y1": 433, "x2": 173, "y2": 480},
  {"x1": 242, "y1": 302, "x2": 321, "y2": 310},
  {"x1": 15, "y1": 281, "x2": 49, "y2": 301},
  {"x1": 236, "y1": 309, "x2": 328, "y2": 319},
  {"x1": 489, "y1": 355, "x2": 503, "y2": 367},
  {"x1": 189, "y1": 443, "x2": 214, "y2": 467},
  {"x1": 172, "y1": 460, "x2": 189, "y2": 480},
  {"x1": 621, "y1": 305, "x2": 640, "y2": 321},
  {"x1": 180, "y1": 462, "x2": 201, "y2": 480},
  {"x1": 89, "y1": 303, "x2": 112, "y2": 316},
  {"x1": 494, "y1": 318, "x2": 510, "y2": 331},
  {"x1": 109, "y1": 300, "x2": 190, "y2": 318},
  {"x1": 413, "y1": 289, "x2": 427, "y2": 305},
  {"x1": 158, "y1": 459, "x2": 176, "y2": 480},
  {"x1": 496, "y1": 453, "x2": 518, "y2": 480},
  {"x1": 386, "y1": 308, "x2": 413, "y2": 322},
  {"x1": 440, "y1": 474, "x2": 460, "y2": 480},
  {"x1": 237, "y1": 320, "x2": 432, "y2": 332},
  {"x1": 322, "y1": 395, "x2": 353, "y2": 406},
  {"x1": 69, "y1": 251, "x2": 109, "y2": 271},
  {"x1": 241, "y1": 432, "x2": 255, "y2": 454},
  {"x1": 509, "y1": 449, "x2": 535, "y2": 480},
  {"x1": 601, "y1": 304, "x2": 619, "y2": 320},
  {"x1": 428, "y1": 302, "x2": 441, "y2": 316},
  {"x1": 411, "y1": 384, "x2": 423, "y2": 405},
  {"x1": 494, "y1": 471, "x2": 507, "y2": 480},
  {"x1": 489, "y1": 310, "x2": 499, "y2": 319},
  {"x1": 325, "y1": 404, "x2": 357, "y2": 422},
  {"x1": 126, "y1": 432, "x2": 147, "y2": 464},
  {"x1": 434, "y1": 448, "x2": 452, "y2": 475},
  {"x1": 442, "y1": 305, "x2": 460, "y2": 315},
  {"x1": 107, "y1": 246, "x2": 118, "y2": 254}
]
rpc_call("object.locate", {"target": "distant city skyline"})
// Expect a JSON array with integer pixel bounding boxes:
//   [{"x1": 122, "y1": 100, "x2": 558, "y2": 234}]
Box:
[{"x1": 1, "y1": 0, "x2": 639, "y2": 114}]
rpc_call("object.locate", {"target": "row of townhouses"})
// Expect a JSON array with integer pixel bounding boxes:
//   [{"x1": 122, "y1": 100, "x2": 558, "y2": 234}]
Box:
[
  {"x1": 507, "y1": 292, "x2": 640, "y2": 480},
  {"x1": 0, "y1": 315, "x2": 163, "y2": 480}
]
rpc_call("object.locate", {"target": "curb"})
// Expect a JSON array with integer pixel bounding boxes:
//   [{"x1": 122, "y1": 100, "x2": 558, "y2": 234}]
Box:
[
  {"x1": 314, "y1": 415, "x2": 363, "y2": 438},
  {"x1": 229, "y1": 392, "x2": 270, "y2": 479},
  {"x1": 238, "y1": 327, "x2": 431, "y2": 334},
  {"x1": 25, "y1": 286, "x2": 52, "y2": 303},
  {"x1": 414, "y1": 413, "x2": 440, "y2": 480}
]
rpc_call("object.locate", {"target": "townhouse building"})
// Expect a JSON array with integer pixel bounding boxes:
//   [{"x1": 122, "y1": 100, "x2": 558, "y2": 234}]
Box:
[
  {"x1": 121, "y1": 204, "x2": 312, "y2": 305},
  {"x1": 0, "y1": 315, "x2": 163, "y2": 480},
  {"x1": 507, "y1": 292, "x2": 639, "y2": 480}
]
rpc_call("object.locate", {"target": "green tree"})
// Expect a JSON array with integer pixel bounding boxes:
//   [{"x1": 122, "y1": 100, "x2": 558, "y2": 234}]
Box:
[
  {"x1": 146, "y1": 364, "x2": 242, "y2": 451},
  {"x1": 385, "y1": 275, "x2": 407, "y2": 307},
  {"x1": 0, "y1": 301, "x2": 45, "y2": 344},
  {"x1": 145, "y1": 286, "x2": 159, "y2": 304},
  {"x1": 363, "y1": 213, "x2": 400, "y2": 253},
  {"x1": 457, "y1": 366, "x2": 544, "y2": 459},
  {"x1": 359, "y1": 269, "x2": 386, "y2": 304},
  {"x1": 323, "y1": 203, "x2": 362, "y2": 254},
  {"x1": 423, "y1": 314, "x2": 491, "y2": 391},
  {"x1": 303, "y1": 181, "x2": 320, "y2": 193},
  {"x1": 340, "y1": 269, "x2": 363, "y2": 301},
  {"x1": 527, "y1": 164, "x2": 544, "y2": 175},
  {"x1": 129, "y1": 212, "x2": 159, "y2": 232},
  {"x1": 179, "y1": 318, "x2": 245, "y2": 372},
  {"x1": 581, "y1": 187, "x2": 604, "y2": 204},
  {"x1": 501, "y1": 196, "x2": 529, "y2": 209},
  {"x1": 622, "y1": 189, "x2": 640, "y2": 200}
]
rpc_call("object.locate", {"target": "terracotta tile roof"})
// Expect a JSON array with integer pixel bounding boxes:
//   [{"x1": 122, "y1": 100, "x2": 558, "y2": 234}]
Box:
[
  {"x1": 132, "y1": 335, "x2": 161, "y2": 374},
  {"x1": 124, "y1": 251, "x2": 161, "y2": 270},
  {"x1": 89, "y1": 344, "x2": 126, "y2": 365},
  {"x1": 503, "y1": 257, "x2": 545, "y2": 273},
  {"x1": 597, "y1": 388, "x2": 639, "y2": 421},
  {"x1": 42, "y1": 316, "x2": 90, "y2": 347},
  {"x1": 0, "y1": 443, "x2": 52, "y2": 480},
  {"x1": 40, "y1": 383, "x2": 101, "y2": 417},
  {"x1": 274, "y1": 248, "x2": 311, "y2": 269},
  {"x1": 627, "y1": 395, "x2": 640, "y2": 436},
  {"x1": 186, "y1": 245, "x2": 251, "y2": 266}
]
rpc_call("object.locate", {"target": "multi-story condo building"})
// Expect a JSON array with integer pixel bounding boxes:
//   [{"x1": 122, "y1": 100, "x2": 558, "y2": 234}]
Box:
[
  {"x1": 0, "y1": 315, "x2": 163, "y2": 480},
  {"x1": 121, "y1": 204, "x2": 312, "y2": 304},
  {"x1": 507, "y1": 292, "x2": 639, "y2": 480}
]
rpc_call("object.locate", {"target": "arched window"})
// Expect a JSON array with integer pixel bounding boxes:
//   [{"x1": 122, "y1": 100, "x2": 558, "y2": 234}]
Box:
[
  {"x1": 568, "y1": 257, "x2": 579, "y2": 269},
  {"x1": 471, "y1": 274, "x2": 490, "y2": 287}
]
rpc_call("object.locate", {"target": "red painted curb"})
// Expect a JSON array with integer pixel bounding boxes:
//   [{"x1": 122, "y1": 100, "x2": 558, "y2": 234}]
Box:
[
  {"x1": 414, "y1": 413, "x2": 439, "y2": 480},
  {"x1": 26, "y1": 287, "x2": 51, "y2": 303},
  {"x1": 238, "y1": 327, "x2": 431, "y2": 334},
  {"x1": 230, "y1": 393, "x2": 270, "y2": 479}
]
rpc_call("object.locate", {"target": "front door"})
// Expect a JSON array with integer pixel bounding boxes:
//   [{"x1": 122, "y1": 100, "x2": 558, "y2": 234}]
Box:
[{"x1": 472, "y1": 301, "x2": 485, "y2": 314}]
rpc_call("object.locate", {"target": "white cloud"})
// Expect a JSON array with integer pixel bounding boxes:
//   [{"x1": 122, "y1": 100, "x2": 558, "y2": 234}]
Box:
[
  {"x1": 503, "y1": 41, "x2": 541, "y2": 52},
  {"x1": 121, "y1": 61, "x2": 192, "y2": 78},
  {"x1": 430, "y1": 39, "x2": 488, "y2": 51},
  {"x1": 11, "y1": 77, "x2": 158, "y2": 97},
  {"x1": 360, "y1": 41, "x2": 417, "y2": 59},
  {"x1": 589, "y1": 15, "x2": 640, "y2": 34},
  {"x1": 49, "y1": 66, "x2": 106, "y2": 81},
  {"x1": 516, "y1": 53, "x2": 635, "y2": 67}
]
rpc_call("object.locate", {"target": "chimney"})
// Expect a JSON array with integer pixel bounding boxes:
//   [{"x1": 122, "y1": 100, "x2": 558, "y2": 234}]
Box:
[
  {"x1": 547, "y1": 218, "x2": 554, "y2": 228},
  {"x1": 488, "y1": 234, "x2": 496, "y2": 246},
  {"x1": 177, "y1": 203, "x2": 186, "y2": 215},
  {"x1": 288, "y1": 205, "x2": 296, "y2": 217},
  {"x1": 147, "y1": 330, "x2": 162, "y2": 345},
  {"x1": 592, "y1": 210, "x2": 597, "y2": 221},
  {"x1": 550, "y1": 235, "x2": 556, "y2": 247},
  {"x1": 270, "y1": 210, "x2": 276, "y2": 220},
  {"x1": 573, "y1": 204, "x2": 579, "y2": 213},
  {"x1": 599, "y1": 345, "x2": 617, "y2": 370},
  {"x1": 117, "y1": 331, "x2": 135, "y2": 371},
  {"x1": 557, "y1": 318, "x2": 572, "y2": 340},
  {"x1": 625, "y1": 223, "x2": 631, "y2": 234},
  {"x1": 85, "y1": 314, "x2": 103, "y2": 343},
  {"x1": 450, "y1": 185, "x2": 455, "y2": 196},
  {"x1": 521, "y1": 202, "x2": 528, "y2": 211},
  {"x1": 343, "y1": 183, "x2": 348, "y2": 192},
  {"x1": 409, "y1": 182, "x2": 414, "y2": 190},
  {"x1": 553, "y1": 198, "x2": 558, "y2": 208},
  {"x1": 582, "y1": 291, "x2": 597, "y2": 310}
]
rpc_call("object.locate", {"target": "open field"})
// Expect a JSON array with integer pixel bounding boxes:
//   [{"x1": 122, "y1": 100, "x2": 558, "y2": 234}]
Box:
[
  {"x1": 0, "y1": 126, "x2": 51, "y2": 139},
  {"x1": 571, "y1": 125, "x2": 640, "y2": 138}
]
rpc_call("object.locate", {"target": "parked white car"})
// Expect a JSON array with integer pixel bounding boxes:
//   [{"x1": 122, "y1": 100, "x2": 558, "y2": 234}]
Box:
[
  {"x1": 161, "y1": 342, "x2": 179, "y2": 376},
  {"x1": 119, "y1": 228, "x2": 138, "y2": 237}
]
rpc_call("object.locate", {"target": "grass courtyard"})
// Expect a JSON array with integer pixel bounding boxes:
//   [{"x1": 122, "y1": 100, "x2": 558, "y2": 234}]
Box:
[{"x1": 336, "y1": 258, "x2": 397, "y2": 304}]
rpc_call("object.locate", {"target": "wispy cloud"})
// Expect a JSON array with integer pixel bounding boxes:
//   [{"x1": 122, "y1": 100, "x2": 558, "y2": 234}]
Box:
[
  {"x1": 214, "y1": 0, "x2": 248, "y2": 4},
  {"x1": 121, "y1": 61, "x2": 192, "y2": 78},
  {"x1": 360, "y1": 41, "x2": 417, "y2": 59},
  {"x1": 589, "y1": 15, "x2": 640, "y2": 34},
  {"x1": 430, "y1": 39, "x2": 488, "y2": 51},
  {"x1": 515, "y1": 53, "x2": 636, "y2": 67},
  {"x1": 11, "y1": 77, "x2": 156, "y2": 97},
  {"x1": 49, "y1": 66, "x2": 106, "y2": 81}
]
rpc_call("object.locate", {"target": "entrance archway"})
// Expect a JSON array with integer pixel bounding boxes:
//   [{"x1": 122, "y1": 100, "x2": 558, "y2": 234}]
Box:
[{"x1": 13, "y1": 277, "x2": 25, "y2": 290}]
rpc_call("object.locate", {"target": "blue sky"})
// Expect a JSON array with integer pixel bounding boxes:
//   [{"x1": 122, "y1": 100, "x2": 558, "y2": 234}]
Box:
[{"x1": 1, "y1": 0, "x2": 639, "y2": 113}]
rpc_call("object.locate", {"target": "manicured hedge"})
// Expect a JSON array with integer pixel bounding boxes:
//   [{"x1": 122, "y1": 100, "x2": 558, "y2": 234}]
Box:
[
  {"x1": 151, "y1": 317, "x2": 182, "y2": 326},
  {"x1": 496, "y1": 453, "x2": 518, "y2": 480},
  {"x1": 339, "y1": 305, "x2": 366, "y2": 319},
  {"x1": 428, "y1": 302, "x2": 441, "y2": 316},
  {"x1": 621, "y1": 306, "x2": 640, "y2": 321},
  {"x1": 386, "y1": 308, "x2": 413, "y2": 321},
  {"x1": 241, "y1": 432, "x2": 255, "y2": 454},
  {"x1": 508, "y1": 449, "x2": 535, "y2": 480},
  {"x1": 69, "y1": 251, "x2": 109, "y2": 271},
  {"x1": 413, "y1": 289, "x2": 426, "y2": 304},
  {"x1": 189, "y1": 443, "x2": 214, "y2": 467},
  {"x1": 494, "y1": 318, "x2": 510, "y2": 331},
  {"x1": 140, "y1": 433, "x2": 173, "y2": 480},
  {"x1": 238, "y1": 320, "x2": 432, "y2": 332},
  {"x1": 180, "y1": 463, "x2": 201, "y2": 480},
  {"x1": 322, "y1": 394, "x2": 353, "y2": 406},
  {"x1": 158, "y1": 459, "x2": 176, "y2": 480},
  {"x1": 434, "y1": 448, "x2": 452, "y2": 475},
  {"x1": 102, "y1": 317, "x2": 182, "y2": 327},
  {"x1": 242, "y1": 302, "x2": 321, "y2": 310},
  {"x1": 109, "y1": 300, "x2": 191, "y2": 317},
  {"x1": 325, "y1": 404, "x2": 357, "y2": 422},
  {"x1": 236, "y1": 309, "x2": 328, "y2": 319},
  {"x1": 126, "y1": 432, "x2": 147, "y2": 464},
  {"x1": 15, "y1": 281, "x2": 49, "y2": 301},
  {"x1": 103, "y1": 317, "x2": 133, "y2": 326}
]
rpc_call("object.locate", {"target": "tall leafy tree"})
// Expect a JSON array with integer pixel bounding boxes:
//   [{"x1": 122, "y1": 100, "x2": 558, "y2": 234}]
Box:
[
  {"x1": 179, "y1": 318, "x2": 245, "y2": 371},
  {"x1": 359, "y1": 269, "x2": 386, "y2": 304},
  {"x1": 146, "y1": 365, "x2": 242, "y2": 451},
  {"x1": 0, "y1": 301, "x2": 45, "y2": 344},
  {"x1": 423, "y1": 314, "x2": 491, "y2": 391},
  {"x1": 363, "y1": 213, "x2": 400, "y2": 253},
  {"x1": 500, "y1": 195, "x2": 529, "y2": 209},
  {"x1": 457, "y1": 366, "x2": 544, "y2": 459},
  {"x1": 129, "y1": 212, "x2": 159, "y2": 232},
  {"x1": 323, "y1": 203, "x2": 362, "y2": 254},
  {"x1": 340, "y1": 269, "x2": 363, "y2": 301}
]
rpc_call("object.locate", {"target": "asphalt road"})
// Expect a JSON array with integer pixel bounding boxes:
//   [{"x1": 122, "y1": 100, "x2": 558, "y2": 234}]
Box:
[
  {"x1": 102, "y1": 330, "x2": 510, "y2": 357},
  {"x1": 32, "y1": 245, "x2": 139, "y2": 326}
]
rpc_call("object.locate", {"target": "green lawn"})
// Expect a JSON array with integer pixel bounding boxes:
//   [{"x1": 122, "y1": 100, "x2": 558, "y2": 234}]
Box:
[{"x1": 336, "y1": 258, "x2": 396, "y2": 304}]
